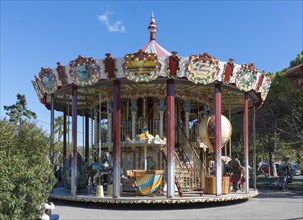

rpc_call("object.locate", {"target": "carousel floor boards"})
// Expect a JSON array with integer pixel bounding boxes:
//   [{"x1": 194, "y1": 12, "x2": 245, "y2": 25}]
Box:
[{"x1": 50, "y1": 187, "x2": 258, "y2": 205}]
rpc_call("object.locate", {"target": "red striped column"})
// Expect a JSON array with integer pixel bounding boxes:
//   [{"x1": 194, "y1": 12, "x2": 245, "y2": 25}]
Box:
[
  {"x1": 50, "y1": 94, "x2": 55, "y2": 164},
  {"x1": 167, "y1": 79, "x2": 175, "y2": 198},
  {"x1": 253, "y1": 101, "x2": 256, "y2": 190},
  {"x1": 71, "y1": 87, "x2": 78, "y2": 196},
  {"x1": 63, "y1": 110, "x2": 67, "y2": 165},
  {"x1": 85, "y1": 113, "x2": 89, "y2": 163},
  {"x1": 215, "y1": 83, "x2": 222, "y2": 196},
  {"x1": 244, "y1": 92, "x2": 249, "y2": 193},
  {"x1": 113, "y1": 80, "x2": 121, "y2": 198}
]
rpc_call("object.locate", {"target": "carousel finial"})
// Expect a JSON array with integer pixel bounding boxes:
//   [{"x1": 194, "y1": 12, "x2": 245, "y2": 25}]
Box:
[{"x1": 148, "y1": 12, "x2": 158, "y2": 41}]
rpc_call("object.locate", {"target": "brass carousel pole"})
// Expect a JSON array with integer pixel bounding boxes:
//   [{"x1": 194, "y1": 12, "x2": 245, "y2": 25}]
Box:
[
  {"x1": 71, "y1": 87, "x2": 78, "y2": 196},
  {"x1": 215, "y1": 83, "x2": 222, "y2": 196},
  {"x1": 112, "y1": 80, "x2": 121, "y2": 198},
  {"x1": 167, "y1": 79, "x2": 175, "y2": 198}
]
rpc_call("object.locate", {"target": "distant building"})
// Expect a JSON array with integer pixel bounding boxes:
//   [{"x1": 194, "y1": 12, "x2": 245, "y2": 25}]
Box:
[{"x1": 286, "y1": 63, "x2": 303, "y2": 87}]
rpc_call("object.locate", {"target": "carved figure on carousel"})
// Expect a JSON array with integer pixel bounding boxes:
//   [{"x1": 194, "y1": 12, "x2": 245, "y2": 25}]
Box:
[
  {"x1": 135, "y1": 126, "x2": 151, "y2": 140},
  {"x1": 56, "y1": 62, "x2": 68, "y2": 86},
  {"x1": 167, "y1": 51, "x2": 181, "y2": 79},
  {"x1": 103, "y1": 53, "x2": 117, "y2": 80},
  {"x1": 255, "y1": 71, "x2": 265, "y2": 91},
  {"x1": 222, "y1": 58, "x2": 235, "y2": 83}
]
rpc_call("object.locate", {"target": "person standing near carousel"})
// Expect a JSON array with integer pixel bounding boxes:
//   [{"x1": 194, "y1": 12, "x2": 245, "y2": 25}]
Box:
[{"x1": 228, "y1": 154, "x2": 243, "y2": 192}]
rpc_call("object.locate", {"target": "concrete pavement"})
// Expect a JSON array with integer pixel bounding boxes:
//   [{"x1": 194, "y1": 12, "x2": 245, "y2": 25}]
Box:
[{"x1": 51, "y1": 189, "x2": 303, "y2": 220}]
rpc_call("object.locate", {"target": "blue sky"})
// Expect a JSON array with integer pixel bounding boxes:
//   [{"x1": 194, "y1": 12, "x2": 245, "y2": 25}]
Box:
[{"x1": 1, "y1": 1, "x2": 302, "y2": 143}]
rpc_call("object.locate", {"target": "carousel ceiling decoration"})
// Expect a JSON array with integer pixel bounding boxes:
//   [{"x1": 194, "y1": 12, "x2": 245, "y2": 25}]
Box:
[{"x1": 32, "y1": 14, "x2": 272, "y2": 113}]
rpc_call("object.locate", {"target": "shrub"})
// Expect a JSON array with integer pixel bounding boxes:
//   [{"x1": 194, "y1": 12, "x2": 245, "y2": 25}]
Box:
[{"x1": 0, "y1": 119, "x2": 55, "y2": 219}]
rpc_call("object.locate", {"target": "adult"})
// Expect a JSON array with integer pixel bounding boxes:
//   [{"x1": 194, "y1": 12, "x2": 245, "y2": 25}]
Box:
[
  {"x1": 41, "y1": 202, "x2": 59, "y2": 220},
  {"x1": 228, "y1": 154, "x2": 243, "y2": 192}
]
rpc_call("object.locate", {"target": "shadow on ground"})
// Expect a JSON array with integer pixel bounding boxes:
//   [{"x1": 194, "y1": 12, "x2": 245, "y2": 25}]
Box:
[
  {"x1": 49, "y1": 198, "x2": 249, "y2": 211},
  {"x1": 257, "y1": 189, "x2": 303, "y2": 199},
  {"x1": 255, "y1": 175, "x2": 303, "y2": 199}
]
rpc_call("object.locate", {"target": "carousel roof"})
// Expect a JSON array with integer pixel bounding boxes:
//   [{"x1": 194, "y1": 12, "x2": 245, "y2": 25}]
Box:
[
  {"x1": 142, "y1": 14, "x2": 171, "y2": 56},
  {"x1": 32, "y1": 14, "x2": 272, "y2": 115}
]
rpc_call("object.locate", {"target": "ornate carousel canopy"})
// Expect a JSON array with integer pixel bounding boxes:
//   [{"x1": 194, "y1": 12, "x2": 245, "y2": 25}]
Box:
[{"x1": 32, "y1": 14, "x2": 272, "y2": 115}]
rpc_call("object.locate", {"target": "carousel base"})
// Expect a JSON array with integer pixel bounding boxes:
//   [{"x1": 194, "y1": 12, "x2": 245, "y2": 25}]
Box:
[{"x1": 49, "y1": 187, "x2": 258, "y2": 205}]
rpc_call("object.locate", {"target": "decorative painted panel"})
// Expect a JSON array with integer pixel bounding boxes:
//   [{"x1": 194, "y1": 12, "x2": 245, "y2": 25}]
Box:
[
  {"x1": 123, "y1": 49, "x2": 161, "y2": 82},
  {"x1": 186, "y1": 52, "x2": 220, "y2": 85},
  {"x1": 235, "y1": 63, "x2": 258, "y2": 92},
  {"x1": 68, "y1": 55, "x2": 100, "y2": 86},
  {"x1": 38, "y1": 67, "x2": 57, "y2": 93}
]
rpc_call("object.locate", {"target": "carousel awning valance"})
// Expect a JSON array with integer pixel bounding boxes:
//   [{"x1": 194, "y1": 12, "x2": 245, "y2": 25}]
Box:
[{"x1": 32, "y1": 14, "x2": 272, "y2": 115}]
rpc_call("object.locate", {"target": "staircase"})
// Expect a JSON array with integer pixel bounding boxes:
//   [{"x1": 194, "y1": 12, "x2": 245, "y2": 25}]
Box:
[
  {"x1": 175, "y1": 145, "x2": 202, "y2": 192},
  {"x1": 160, "y1": 145, "x2": 203, "y2": 197},
  {"x1": 160, "y1": 148, "x2": 183, "y2": 197}
]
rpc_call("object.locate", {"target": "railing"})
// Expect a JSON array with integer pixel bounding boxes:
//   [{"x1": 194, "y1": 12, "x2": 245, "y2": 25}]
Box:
[{"x1": 174, "y1": 114, "x2": 203, "y2": 191}]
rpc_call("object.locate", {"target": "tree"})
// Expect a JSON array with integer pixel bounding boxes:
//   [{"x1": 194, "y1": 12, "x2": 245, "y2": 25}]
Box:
[
  {"x1": 54, "y1": 115, "x2": 64, "y2": 142},
  {"x1": 289, "y1": 51, "x2": 303, "y2": 67},
  {"x1": 3, "y1": 94, "x2": 37, "y2": 125},
  {"x1": 0, "y1": 119, "x2": 55, "y2": 219},
  {"x1": 256, "y1": 52, "x2": 303, "y2": 176}
]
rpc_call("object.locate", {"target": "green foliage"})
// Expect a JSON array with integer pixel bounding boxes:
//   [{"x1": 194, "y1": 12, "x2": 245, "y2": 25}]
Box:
[
  {"x1": 0, "y1": 119, "x2": 56, "y2": 219},
  {"x1": 255, "y1": 53, "x2": 303, "y2": 168},
  {"x1": 3, "y1": 94, "x2": 37, "y2": 125},
  {"x1": 54, "y1": 115, "x2": 64, "y2": 142},
  {"x1": 289, "y1": 51, "x2": 303, "y2": 68},
  {"x1": 230, "y1": 52, "x2": 303, "y2": 174}
]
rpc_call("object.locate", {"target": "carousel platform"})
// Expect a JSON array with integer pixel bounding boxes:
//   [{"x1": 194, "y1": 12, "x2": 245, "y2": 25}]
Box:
[{"x1": 49, "y1": 187, "x2": 258, "y2": 205}]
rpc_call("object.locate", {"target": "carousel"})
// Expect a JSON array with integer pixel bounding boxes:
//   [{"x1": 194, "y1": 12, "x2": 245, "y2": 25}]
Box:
[{"x1": 32, "y1": 14, "x2": 272, "y2": 204}]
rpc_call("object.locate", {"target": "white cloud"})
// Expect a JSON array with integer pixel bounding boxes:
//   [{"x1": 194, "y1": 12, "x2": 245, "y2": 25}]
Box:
[{"x1": 98, "y1": 10, "x2": 125, "y2": 33}]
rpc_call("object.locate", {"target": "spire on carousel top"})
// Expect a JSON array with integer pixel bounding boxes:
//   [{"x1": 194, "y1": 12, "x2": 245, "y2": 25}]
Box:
[
  {"x1": 148, "y1": 12, "x2": 158, "y2": 41},
  {"x1": 142, "y1": 13, "x2": 171, "y2": 56}
]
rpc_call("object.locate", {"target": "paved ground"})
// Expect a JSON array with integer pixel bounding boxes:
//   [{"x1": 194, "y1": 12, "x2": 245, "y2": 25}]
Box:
[{"x1": 51, "y1": 176, "x2": 303, "y2": 220}]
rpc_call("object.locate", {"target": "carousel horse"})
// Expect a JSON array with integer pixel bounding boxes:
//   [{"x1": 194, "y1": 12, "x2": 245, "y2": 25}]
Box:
[{"x1": 61, "y1": 152, "x2": 88, "y2": 189}]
